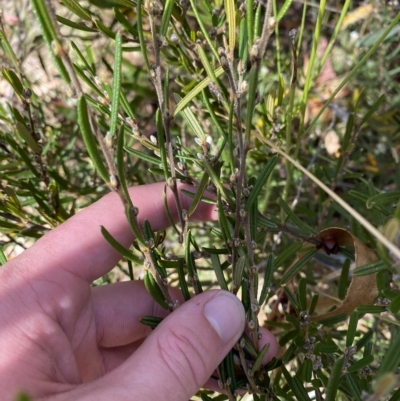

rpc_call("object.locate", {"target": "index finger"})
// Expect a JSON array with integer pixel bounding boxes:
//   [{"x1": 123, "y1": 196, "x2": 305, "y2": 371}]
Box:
[{"x1": 10, "y1": 182, "x2": 216, "y2": 282}]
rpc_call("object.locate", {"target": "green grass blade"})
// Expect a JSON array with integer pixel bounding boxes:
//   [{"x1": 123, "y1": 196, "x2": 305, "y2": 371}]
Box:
[
  {"x1": 305, "y1": 11, "x2": 400, "y2": 136},
  {"x1": 30, "y1": 0, "x2": 71, "y2": 83}
]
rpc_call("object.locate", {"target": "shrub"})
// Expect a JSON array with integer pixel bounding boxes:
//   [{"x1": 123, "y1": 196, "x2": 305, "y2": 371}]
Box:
[{"x1": 1, "y1": 0, "x2": 400, "y2": 399}]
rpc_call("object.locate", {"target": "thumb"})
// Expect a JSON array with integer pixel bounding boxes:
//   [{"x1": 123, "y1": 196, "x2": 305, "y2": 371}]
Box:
[{"x1": 100, "y1": 290, "x2": 245, "y2": 400}]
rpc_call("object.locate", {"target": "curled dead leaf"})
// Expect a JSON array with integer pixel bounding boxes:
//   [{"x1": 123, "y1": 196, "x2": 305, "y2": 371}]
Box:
[{"x1": 311, "y1": 227, "x2": 379, "y2": 322}]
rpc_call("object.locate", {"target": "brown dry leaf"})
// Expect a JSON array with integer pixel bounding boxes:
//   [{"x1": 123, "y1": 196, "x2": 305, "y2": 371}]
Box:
[
  {"x1": 341, "y1": 4, "x2": 374, "y2": 31},
  {"x1": 324, "y1": 130, "x2": 341, "y2": 157},
  {"x1": 311, "y1": 227, "x2": 379, "y2": 322}
]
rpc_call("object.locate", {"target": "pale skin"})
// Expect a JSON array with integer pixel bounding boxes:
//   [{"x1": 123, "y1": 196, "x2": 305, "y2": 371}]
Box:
[{"x1": 0, "y1": 182, "x2": 278, "y2": 400}]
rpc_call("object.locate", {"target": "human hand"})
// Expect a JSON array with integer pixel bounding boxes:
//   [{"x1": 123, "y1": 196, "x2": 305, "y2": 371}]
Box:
[{"x1": 0, "y1": 182, "x2": 278, "y2": 400}]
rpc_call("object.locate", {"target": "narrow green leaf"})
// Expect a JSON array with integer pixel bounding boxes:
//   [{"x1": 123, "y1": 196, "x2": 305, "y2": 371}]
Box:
[
  {"x1": 282, "y1": 342, "x2": 297, "y2": 364},
  {"x1": 197, "y1": 44, "x2": 218, "y2": 83},
  {"x1": 173, "y1": 67, "x2": 225, "y2": 117},
  {"x1": 202, "y1": 159, "x2": 235, "y2": 208},
  {"x1": 298, "y1": 359, "x2": 313, "y2": 383},
  {"x1": 185, "y1": 230, "x2": 195, "y2": 278},
  {"x1": 245, "y1": 64, "x2": 259, "y2": 142},
  {"x1": 363, "y1": 341, "x2": 372, "y2": 357},
  {"x1": 136, "y1": 0, "x2": 150, "y2": 70},
  {"x1": 360, "y1": 94, "x2": 385, "y2": 126},
  {"x1": 6, "y1": 135, "x2": 40, "y2": 178},
  {"x1": 188, "y1": 0, "x2": 219, "y2": 59},
  {"x1": 30, "y1": 0, "x2": 71, "y2": 83},
  {"x1": 224, "y1": 0, "x2": 236, "y2": 54},
  {"x1": 233, "y1": 255, "x2": 246, "y2": 291},
  {"x1": 101, "y1": 226, "x2": 141, "y2": 264},
  {"x1": 344, "y1": 373, "x2": 361, "y2": 401},
  {"x1": 155, "y1": 108, "x2": 169, "y2": 180},
  {"x1": 162, "y1": 185, "x2": 180, "y2": 235},
  {"x1": 0, "y1": 247, "x2": 7, "y2": 265},
  {"x1": 187, "y1": 171, "x2": 209, "y2": 217},
  {"x1": 347, "y1": 355, "x2": 374, "y2": 374},
  {"x1": 109, "y1": 32, "x2": 122, "y2": 138},
  {"x1": 174, "y1": 94, "x2": 206, "y2": 141},
  {"x1": 283, "y1": 286, "x2": 300, "y2": 313},
  {"x1": 309, "y1": 293, "x2": 319, "y2": 315},
  {"x1": 114, "y1": 8, "x2": 137, "y2": 37},
  {"x1": 94, "y1": 19, "x2": 116, "y2": 39},
  {"x1": 0, "y1": 30, "x2": 19, "y2": 70},
  {"x1": 353, "y1": 259, "x2": 386, "y2": 276},
  {"x1": 245, "y1": 155, "x2": 278, "y2": 211},
  {"x1": 325, "y1": 357, "x2": 344, "y2": 401},
  {"x1": 2, "y1": 67, "x2": 24, "y2": 97},
  {"x1": 246, "y1": 0, "x2": 254, "y2": 47},
  {"x1": 346, "y1": 311, "x2": 359, "y2": 347},
  {"x1": 366, "y1": 191, "x2": 400, "y2": 209},
  {"x1": 314, "y1": 343, "x2": 339, "y2": 354},
  {"x1": 291, "y1": 375, "x2": 312, "y2": 401},
  {"x1": 15, "y1": 121, "x2": 40, "y2": 153},
  {"x1": 318, "y1": 314, "x2": 349, "y2": 326},
  {"x1": 177, "y1": 258, "x2": 191, "y2": 301},
  {"x1": 242, "y1": 332, "x2": 257, "y2": 359},
  {"x1": 60, "y1": 0, "x2": 92, "y2": 20},
  {"x1": 77, "y1": 95, "x2": 109, "y2": 182},
  {"x1": 251, "y1": 343, "x2": 270, "y2": 374},
  {"x1": 140, "y1": 315, "x2": 163, "y2": 329},
  {"x1": 142, "y1": 219, "x2": 155, "y2": 243},
  {"x1": 144, "y1": 271, "x2": 168, "y2": 310},
  {"x1": 357, "y1": 305, "x2": 387, "y2": 314},
  {"x1": 124, "y1": 204, "x2": 146, "y2": 246},
  {"x1": 117, "y1": 126, "x2": 132, "y2": 205},
  {"x1": 210, "y1": 253, "x2": 228, "y2": 291},
  {"x1": 276, "y1": 0, "x2": 294, "y2": 21},
  {"x1": 389, "y1": 293, "x2": 400, "y2": 314},
  {"x1": 125, "y1": 147, "x2": 160, "y2": 165},
  {"x1": 259, "y1": 254, "x2": 274, "y2": 305},
  {"x1": 274, "y1": 241, "x2": 303, "y2": 268},
  {"x1": 73, "y1": 64, "x2": 102, "y2": 95},
  {"x1": 201, "y1": 247, "x2": 229, "y2": 255},
  {"x1": 159, "y1": 0, "x2": 174, "y2": 37},
  {"x1": 180, "y1": 189, "x2": 216, "y2": 205},
  {"x1": 278, "y1": 197, "x2": 316, "y2": 235},
  {"x1": 281, "y1": 249, "x2": 317, "y2": 285},
  {"x1": 55, "y1": 15, "x2": 97, "y2": 32},
  {"x1": 297, "y1": 277, "x2": 308, "y2": 311}
]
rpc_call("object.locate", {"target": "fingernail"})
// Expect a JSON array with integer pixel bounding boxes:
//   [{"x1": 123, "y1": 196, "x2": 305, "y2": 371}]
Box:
[{"x1": 204, "y1": 292, "x2": 245, "y2": 343}]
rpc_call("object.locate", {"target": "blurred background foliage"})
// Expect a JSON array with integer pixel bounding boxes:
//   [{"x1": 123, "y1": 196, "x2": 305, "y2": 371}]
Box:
[{"x1": 2, "y1": 0, "x2": 400, "y2": 399}]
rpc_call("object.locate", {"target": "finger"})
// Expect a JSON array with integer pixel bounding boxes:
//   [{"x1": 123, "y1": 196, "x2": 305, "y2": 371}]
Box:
[
  {"x1": 92, "y1": 281, "x2": 277, "y2": 367},
  {"x1": 92, "y1": 280, "x2": 183, "y2": 348},
  {"x1": 9, "y1": 182, "x2": 216, "y2": 282},
  {"x1": 75, "y1": 290, "x2": 246, "y2": 401}
]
